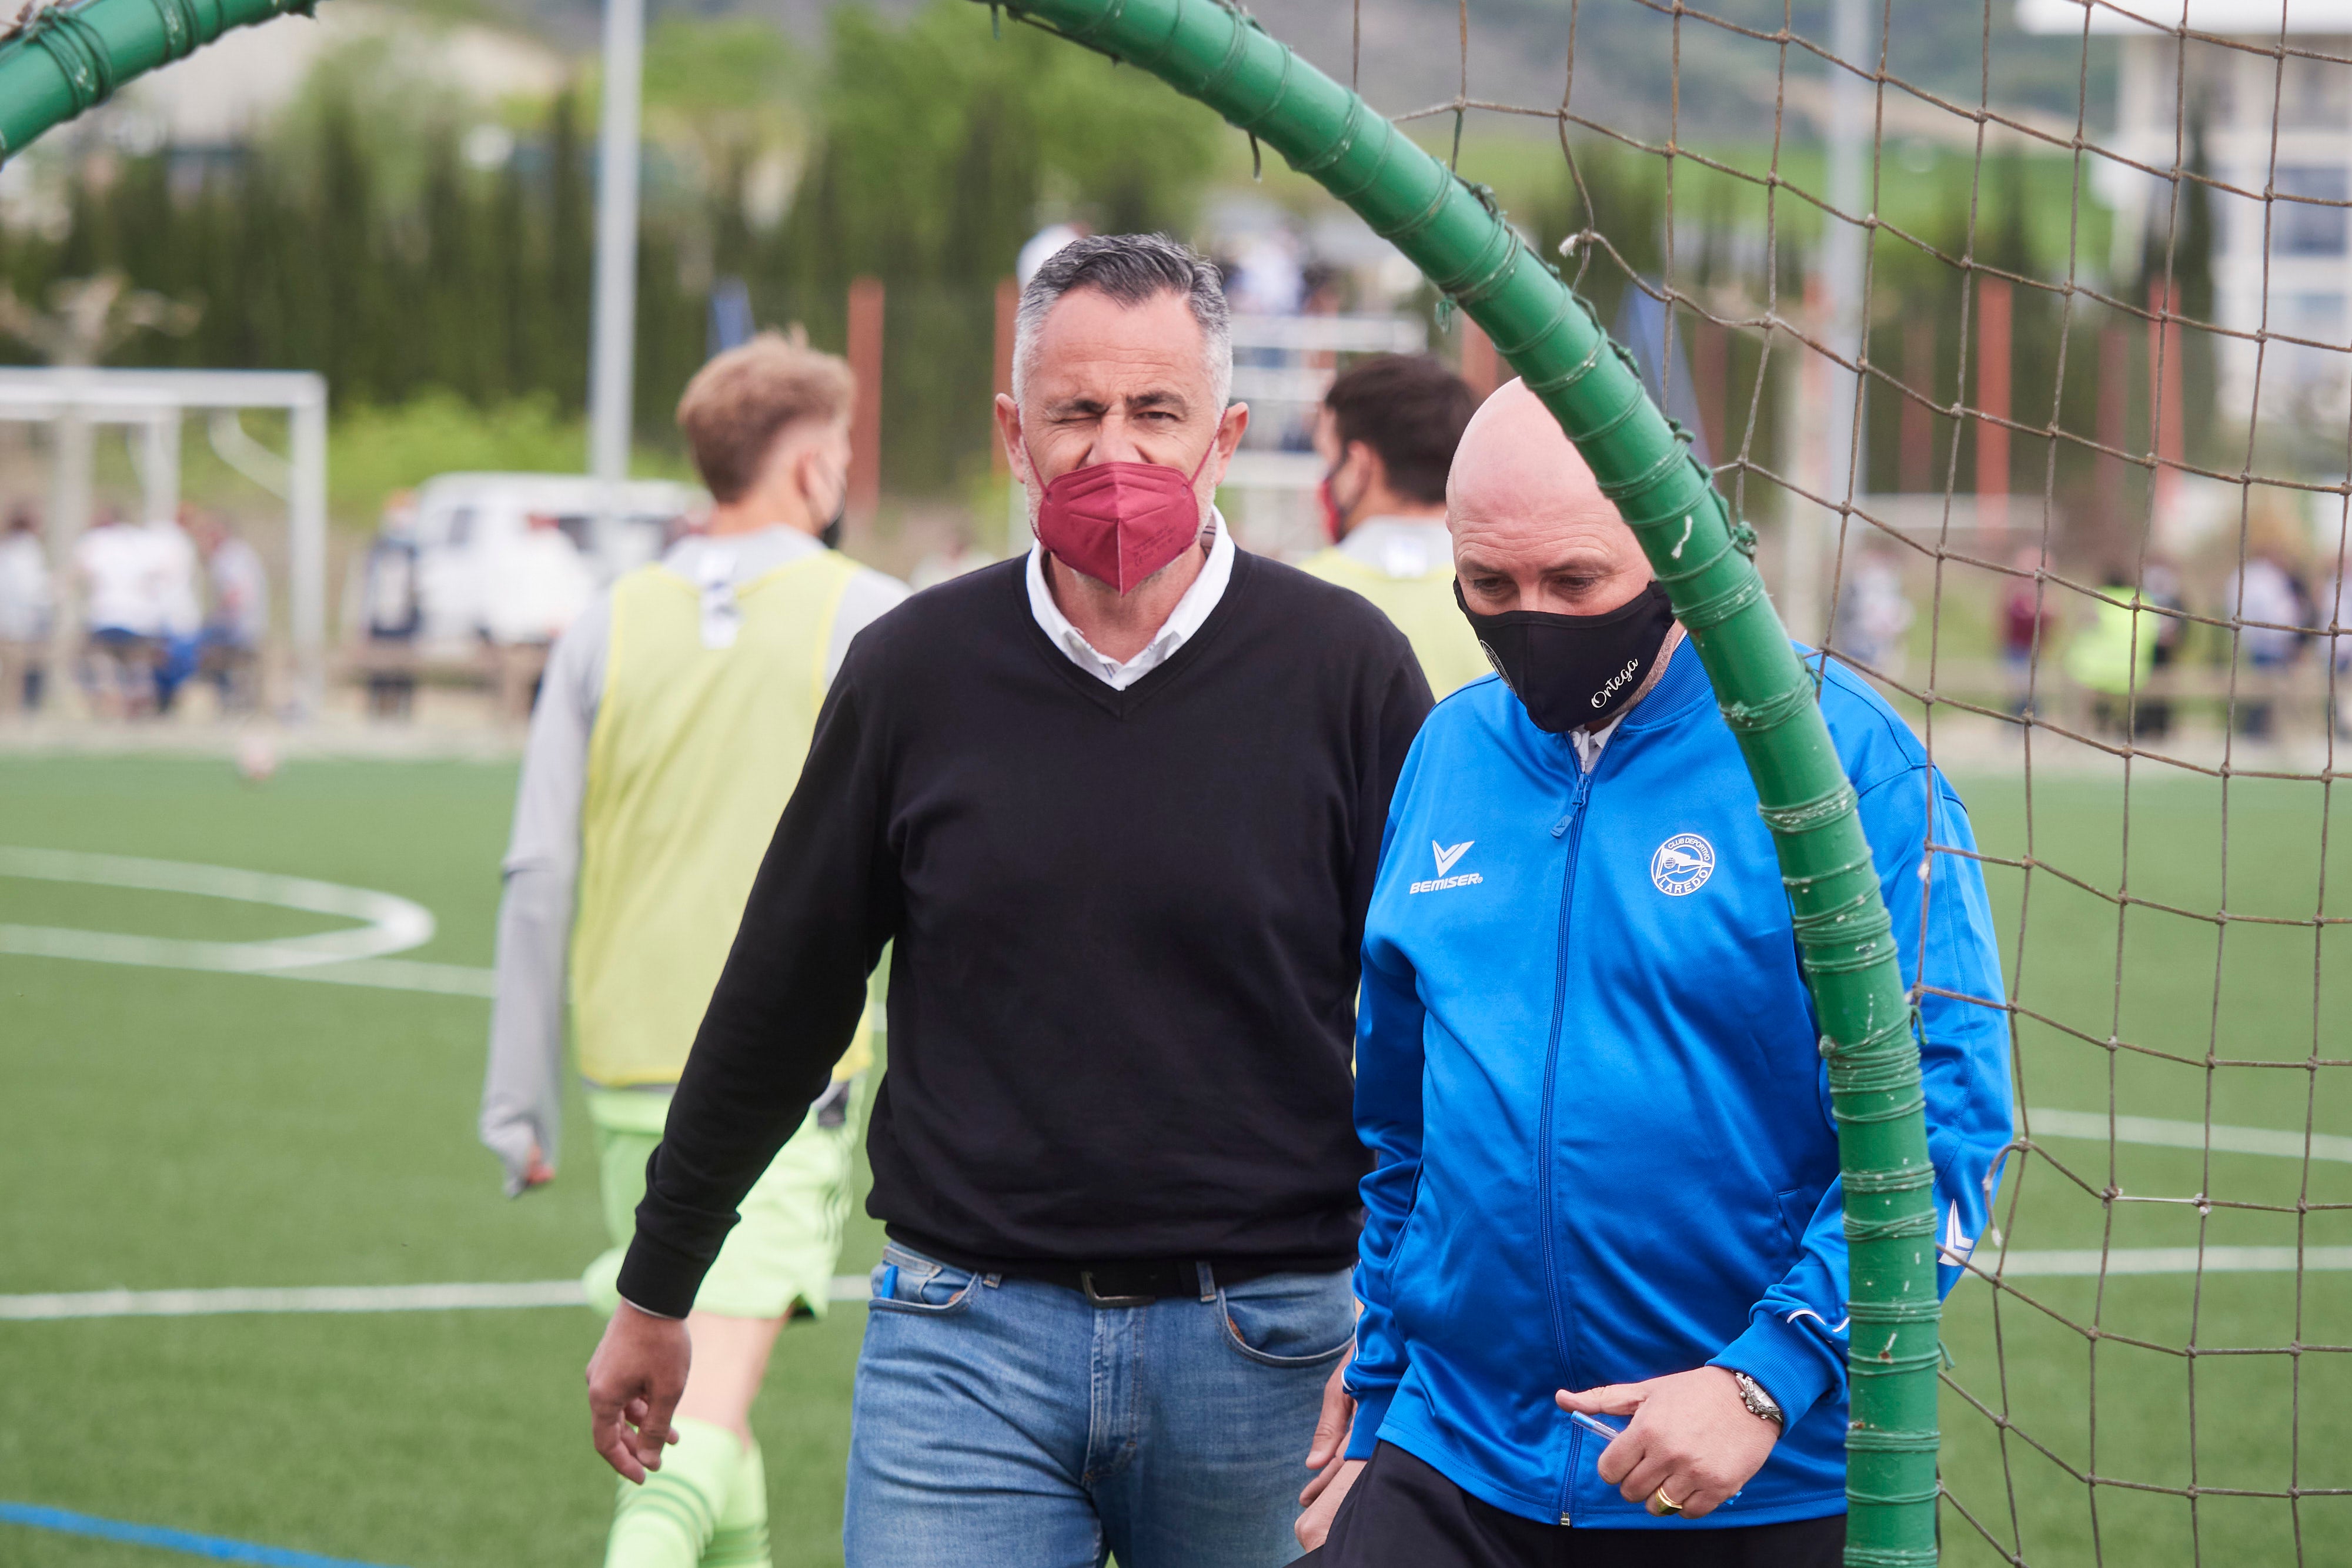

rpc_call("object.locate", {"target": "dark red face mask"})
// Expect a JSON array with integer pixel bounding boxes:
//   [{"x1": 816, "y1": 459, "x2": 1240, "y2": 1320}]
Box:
[{"x1": 1033, "y1": 441, "x2": 1216, "y2": 595}]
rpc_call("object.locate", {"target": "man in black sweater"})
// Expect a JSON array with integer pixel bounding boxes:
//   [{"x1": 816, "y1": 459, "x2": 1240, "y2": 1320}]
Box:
[{"x1": 587, "y1": 234, "x2": 1433, "y2": 1567}]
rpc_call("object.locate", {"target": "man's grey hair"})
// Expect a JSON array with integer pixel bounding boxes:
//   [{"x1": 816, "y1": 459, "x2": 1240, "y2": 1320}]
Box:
[{"x1": 1011, "y1": 233, "x2": 1232, "y2": 412}]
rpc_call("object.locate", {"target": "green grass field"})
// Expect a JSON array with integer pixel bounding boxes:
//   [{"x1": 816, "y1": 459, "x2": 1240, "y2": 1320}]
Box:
[{"x1": 1, "y1": 748, "x2": 2345, "y2": 1566}]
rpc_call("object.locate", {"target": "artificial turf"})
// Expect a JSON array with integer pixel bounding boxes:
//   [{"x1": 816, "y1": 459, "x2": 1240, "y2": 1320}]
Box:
[{"x1": 1, "y1": 748, "x2": 2346, "y2": 1566}]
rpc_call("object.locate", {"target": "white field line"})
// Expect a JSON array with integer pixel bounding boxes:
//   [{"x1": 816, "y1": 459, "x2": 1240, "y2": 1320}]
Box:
[
  {"x1": 9, "y1": 1249, "x2": 2349, "y2": 1320},
  {"x1": 1993, "y1": 1247, "x2": 2352, "y2": 1277},
  {"x1": 0, "y1": 1277, "x2": 871, "y2": 1320},
  {"x1": 2026, "y1": 1107, "x2": 2352, "y2": 1164},
  {"x1": 0, "y1": 845, "x2": 491, "y2": 997}
]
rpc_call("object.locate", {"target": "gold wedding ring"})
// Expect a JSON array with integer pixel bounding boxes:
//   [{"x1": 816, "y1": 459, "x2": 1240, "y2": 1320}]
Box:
[{"x1": 1646, "y1": 1486, "x2": 1686, "y2": 1517}]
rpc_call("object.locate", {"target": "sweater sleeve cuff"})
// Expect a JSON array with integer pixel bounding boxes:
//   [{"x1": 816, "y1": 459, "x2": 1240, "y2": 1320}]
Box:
[
  {"x1": 1708, "y1": 1310, "x2": 1842, "y2": 1429},
  {"x1": 1344, "y1": 1386, "x2": 1396, "y2": 1462},
  {"x1": 613, "y1": 1231, "x2": 713, "y2": 1322}
]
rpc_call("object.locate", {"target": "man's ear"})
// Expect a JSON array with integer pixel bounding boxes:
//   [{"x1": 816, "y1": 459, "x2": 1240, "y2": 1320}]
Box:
[
  {"x1": 1343, "y1": 439, "x2": 1385, "y2": 495},
  {"x1": 1204, "y1": 401, "x2": 1251, "y2": 492},
  {"x1": 1217, "y1": 400, "x2": 1251, "y2": 458},
  {"x1": 994, "y1": 394, "x2": 1031, "y2": 485}
]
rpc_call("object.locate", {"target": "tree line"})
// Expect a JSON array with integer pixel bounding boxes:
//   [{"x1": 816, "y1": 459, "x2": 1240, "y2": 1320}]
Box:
[{"x1": 0, "y1": 1, "x2": 1220, "y2": 498}]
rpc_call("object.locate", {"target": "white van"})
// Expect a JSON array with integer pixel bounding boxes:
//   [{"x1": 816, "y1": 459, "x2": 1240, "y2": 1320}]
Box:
[{"x1": 409, "y1": 473, "x2": 704, "y2": 651}]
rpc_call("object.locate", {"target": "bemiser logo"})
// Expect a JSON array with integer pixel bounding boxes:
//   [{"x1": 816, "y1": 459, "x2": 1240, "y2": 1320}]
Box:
[{"x1": 1410, "y1": 839, "x2": 1481, "y2": 895}]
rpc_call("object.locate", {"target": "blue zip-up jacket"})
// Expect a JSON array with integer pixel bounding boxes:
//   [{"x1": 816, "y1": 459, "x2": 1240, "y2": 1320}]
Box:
[{"x1": 1345, "y1": 640, "x2": 2012, "y2": 1528}]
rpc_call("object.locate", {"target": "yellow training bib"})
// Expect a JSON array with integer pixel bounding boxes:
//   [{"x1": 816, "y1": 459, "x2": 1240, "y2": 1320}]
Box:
[
  {"x1": 1299, "y1": 548, "x2": 1493, "y2": 698},
  {"x1": 570, "y1": 552, "x2": 873, "y2": 1087}
]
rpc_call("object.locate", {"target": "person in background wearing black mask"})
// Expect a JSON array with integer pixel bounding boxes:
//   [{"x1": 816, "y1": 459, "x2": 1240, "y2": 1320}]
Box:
[{"x1": 1291, "y1": 379, "x2": 2012, "y2": 1566}]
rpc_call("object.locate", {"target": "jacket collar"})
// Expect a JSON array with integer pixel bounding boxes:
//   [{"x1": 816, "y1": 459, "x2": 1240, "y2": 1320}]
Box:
[{"x1": 1616, "y1": 633, "x2": 1712, "y2": 735}]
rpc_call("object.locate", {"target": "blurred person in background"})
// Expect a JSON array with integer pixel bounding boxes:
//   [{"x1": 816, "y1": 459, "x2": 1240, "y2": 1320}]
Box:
[
  {"x1": 481, "y1": 330, "x2": 907, "y2": 1568},
  {"x1": 1226, "y1": 228, "x2": 1307, "y2": 318},
  {"x1": 481, "y1": 510, "x2": 594, "y2": 721},
  {"x1": 1830, "y1": 544, "x2": 1915, "y2": 680},
  {"x1": 191, "y1": 509, "x2": 268, "y2": 714},
  {"x1": 1301, "y1": 355, "x2": 1489, "y2": 697},
  {"x1": 1017, "y1": 220, "x2": 1090, "y2": 287},
  {"x1": 147, "y1": 507, "x2": 202, "y2": 714},
  {"x1": 2135, "y1": 556, "x2": 2186, "y2": 740},
  {"x1": 582, "y1": 235, "x2": 1431, "y2": 1568},
  {"x1": 0, "y1": 503, "x2": 51, "y2": 714},
  {"x1": 2223, "y1": 510, "x2": 2311, "y2": 740},
  {"x1": 74, "y1": 507, "x2": 163, "y2": 718},
  {"x1": 2064, "y1": 569, "x2": 2159, "y2": 738},
  {"x1": 2000, "y1": 544, "x2": 2056, "y2": 719},
  {"x1": 361, "y1": 492, "x2": 423, "y2": 720}
]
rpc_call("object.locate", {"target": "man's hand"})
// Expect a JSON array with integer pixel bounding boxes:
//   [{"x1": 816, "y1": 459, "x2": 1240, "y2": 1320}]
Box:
[
  {"x1": 1555, "y1": 1366, "x2": 1778, "y2": 1520},
  {"x1": 1296, "y1": 1459, "x2": 1366, "y2": 1551},
  {"x1": 586, "y1": 1301, "x2": 691, "y2": 1483},
  {"x1": 1295, "y1": 1358, "x2": 1363, "y2": 1547},
  {"x1": 1300, "y1": 1358, "x2": 1358, "y2": 1505}
]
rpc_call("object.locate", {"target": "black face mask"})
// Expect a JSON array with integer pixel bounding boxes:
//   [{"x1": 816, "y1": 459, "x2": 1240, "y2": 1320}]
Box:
[
  {"x1": 814, "y1": 464, "x2": 848, "y2": 551},
  {"x1": 1455, "y1": 579, "x2": 1676, "y2": 734}
]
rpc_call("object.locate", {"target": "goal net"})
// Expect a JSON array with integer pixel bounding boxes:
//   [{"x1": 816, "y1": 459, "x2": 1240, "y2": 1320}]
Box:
[
  {"x1": 1312, "y1": 2, "x2": 2346, "y2": 1563},
  {"x1": 1030, "y1": 1, "x2": 2351, "y2": 1563}
]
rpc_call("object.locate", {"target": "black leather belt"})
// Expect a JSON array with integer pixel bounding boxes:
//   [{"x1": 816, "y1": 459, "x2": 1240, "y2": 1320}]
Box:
[{"x1": 1006, "y1": 1257, "x2": 1289, "y2": 1306}]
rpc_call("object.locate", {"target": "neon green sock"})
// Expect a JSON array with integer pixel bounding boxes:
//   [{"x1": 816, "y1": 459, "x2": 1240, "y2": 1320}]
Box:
[
  {"x1": 703, "y1": 1435, "x2": 772, "y2": 1568},
  {"x1": 604, "y1": 1417, "x2": 742, "y2": 1568}
]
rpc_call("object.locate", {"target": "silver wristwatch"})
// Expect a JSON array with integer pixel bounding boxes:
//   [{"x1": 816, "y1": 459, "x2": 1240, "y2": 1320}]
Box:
[{"x1": 1732, "y1": 1371, "x2": 1784, "y2": 1426}]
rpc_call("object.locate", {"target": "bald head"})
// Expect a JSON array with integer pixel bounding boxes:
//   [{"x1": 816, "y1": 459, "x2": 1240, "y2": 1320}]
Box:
[{"x1": 1449, "y1": 378, "x2": 1653, "y2": 617}]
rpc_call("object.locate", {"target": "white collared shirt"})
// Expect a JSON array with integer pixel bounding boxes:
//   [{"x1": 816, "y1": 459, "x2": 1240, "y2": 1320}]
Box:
[
  {"x1": 1026, "y1": 510, "x2": 1235, "y2": 690},
  {"x1": 1335, "y1": 514, "x2": 1453, "y2": 579},
  {"x1": 1569, "y1": 714, "x2": 1623, "y2": 775}
]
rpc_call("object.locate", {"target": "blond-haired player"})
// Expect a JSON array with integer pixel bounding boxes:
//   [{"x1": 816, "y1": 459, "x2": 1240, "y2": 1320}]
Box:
[{"x1": 481, "y1": 332, "x2": 908, "y2": 1568}]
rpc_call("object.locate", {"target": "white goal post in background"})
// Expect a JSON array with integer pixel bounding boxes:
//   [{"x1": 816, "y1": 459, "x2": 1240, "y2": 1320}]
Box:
[{"x1": 0, "y1": 367, "x2": 329, "y2": 715}]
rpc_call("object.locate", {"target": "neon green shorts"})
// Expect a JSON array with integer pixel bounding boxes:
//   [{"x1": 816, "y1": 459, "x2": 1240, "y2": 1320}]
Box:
[{"x1": 582, "y1": 1080, "x2": 861, "y2": 1322}]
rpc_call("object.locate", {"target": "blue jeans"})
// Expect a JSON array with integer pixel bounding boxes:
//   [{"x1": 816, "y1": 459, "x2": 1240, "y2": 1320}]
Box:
[{"x1": 844, "y1": 1242, "x2": 1355, "y2": 1568}]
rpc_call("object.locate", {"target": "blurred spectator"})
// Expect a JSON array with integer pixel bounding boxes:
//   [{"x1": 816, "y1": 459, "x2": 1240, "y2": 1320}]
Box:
[
  {"x1": 1225, "y1": 229, "x2": 1305, "y2": 316},
  {"x1": 2064, "y1": 569, "x2": 2158, "y2": 737},
  {"x1": 481, "y1": 511, "x2": 593, "y2": 721},
  {"x1": 1299, "y1": 355, "x2": 1487, "y2": 696},
  {"x1": 74, "y1": 508, "x2": 164, "y2": 717},
  {"x1": 361, "y1": 492, "x2": 422, "y2": 720},
  {"x1": 2136, "y1": 556, "x2": 2186, "y2": 739},
  {"x1": 2223, "y1": 538, "x2": 2308, "y2": 739},
  {"x1": 191, "y1": 510, "x2": 268, "y2": 714},
  {"x1": 2001, "y1": 545, "x2": 2056, "y2": 717},
  {"x1": 1300, "y1": 262, "x2": 1345, "y2": 320},
  {"x1": 1832, "y1": 545, "x2": 1915, "y2": 679},
  {"x1": 0, "y1": 503, "x2": 50, "y2": 714},
  {"x1": 146, "y1": 510, "x2": 203, "y2": 714},
  {"x1": 1017, "y1": 222, "x2": 1088, "y2": 287}
]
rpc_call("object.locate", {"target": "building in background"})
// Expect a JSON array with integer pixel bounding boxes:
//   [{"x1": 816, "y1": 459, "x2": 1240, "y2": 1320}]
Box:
[{"x1": 2023, "y1": 0, "x2": 2352, "y2": 422}]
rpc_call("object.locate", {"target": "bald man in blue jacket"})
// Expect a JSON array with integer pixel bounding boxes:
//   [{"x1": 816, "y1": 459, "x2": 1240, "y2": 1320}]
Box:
[{"x1": 1294, "y1": 381, "x2": 2013, "y2": 1567}]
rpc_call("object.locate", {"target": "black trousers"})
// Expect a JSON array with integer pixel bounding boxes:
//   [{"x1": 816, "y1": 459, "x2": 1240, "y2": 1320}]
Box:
[{"x1": 1295, "y1": 1441, "x2": 1846, "y2": 1568}]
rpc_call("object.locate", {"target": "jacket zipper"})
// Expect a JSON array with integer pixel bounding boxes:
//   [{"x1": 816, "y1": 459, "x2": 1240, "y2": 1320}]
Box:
[{"x1": 1538, "y1": 745, "x2": 1601, "y2": 1528}]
